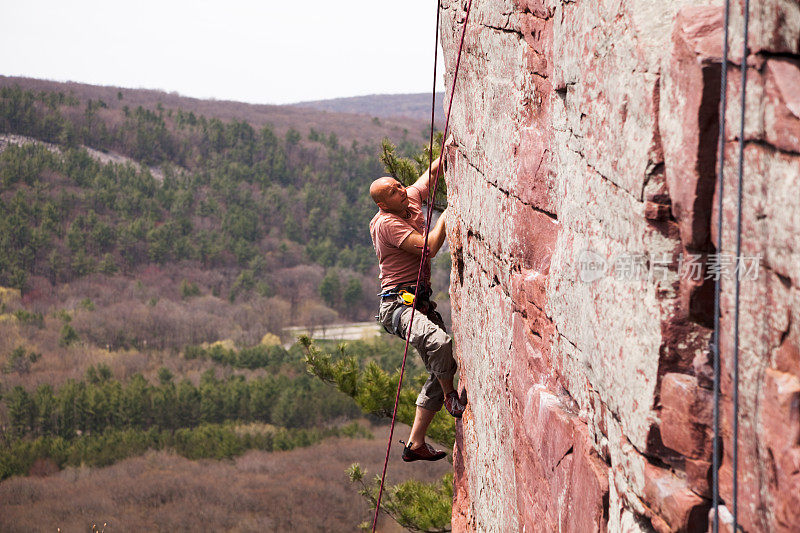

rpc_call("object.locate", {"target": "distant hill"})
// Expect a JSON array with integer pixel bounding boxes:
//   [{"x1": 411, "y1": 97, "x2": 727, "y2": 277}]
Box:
[
  {"x1": 292, "y1": 93, "x2": 445, "y2": 125},
  {"x1": 0, "y1": 76, "x2": 430, "y2": 146}
]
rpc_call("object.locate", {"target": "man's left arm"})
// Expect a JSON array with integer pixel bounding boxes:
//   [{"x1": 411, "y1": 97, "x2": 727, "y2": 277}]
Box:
[{"x1": 412, "y1": 155, "x2": 443, "y2": 199}]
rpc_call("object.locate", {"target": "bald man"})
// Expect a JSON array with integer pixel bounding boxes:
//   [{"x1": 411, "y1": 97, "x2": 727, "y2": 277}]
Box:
[{"x1": 369, "y1": 157, "x2": 465, "y2": 463}]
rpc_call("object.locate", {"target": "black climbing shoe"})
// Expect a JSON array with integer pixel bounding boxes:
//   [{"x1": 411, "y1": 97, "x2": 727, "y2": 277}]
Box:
[
  {"x1": 445, "y1": 390, "x2": 466, "y2": 418},
  {"x1": 401, "y1": 440, "x2": 447, "y2": 462}
]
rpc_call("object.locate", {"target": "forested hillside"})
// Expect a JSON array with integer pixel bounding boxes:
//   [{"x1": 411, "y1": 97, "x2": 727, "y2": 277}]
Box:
[
  {"x1": 0, "y1": 79, "x2": 453, "y2": 530},
  {"x1": 0, "y1": 81, "x2": 438, "y2": 325}
]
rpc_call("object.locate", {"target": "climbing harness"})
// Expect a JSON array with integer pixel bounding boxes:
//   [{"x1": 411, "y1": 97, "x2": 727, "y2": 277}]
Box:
[
  {"x1": 712, "y1": 0, "x2": 749, "y2": 531},
  {"x1": 377, "y1": 285, "x2": 434, "y2": 338},
  {"x1": 397, "y1": 290, "x2": 416, "y2": 306},
  {"x1": 371, "y1": 0, "x2": 474, "y2": 530},
  {"x1": 378, "y1": 286, "x2": 424, "y2": 306}
]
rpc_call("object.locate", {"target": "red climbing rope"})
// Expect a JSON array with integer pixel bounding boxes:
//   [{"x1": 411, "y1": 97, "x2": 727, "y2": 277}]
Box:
[{"x1": 371, "y1": 0, "x2": 474, "y2": 531}]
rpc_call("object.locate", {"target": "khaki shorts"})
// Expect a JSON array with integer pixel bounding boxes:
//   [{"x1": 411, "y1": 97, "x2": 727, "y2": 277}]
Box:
[{"x1": 378, "y1": 298, "x2": 457, "y2": 412}]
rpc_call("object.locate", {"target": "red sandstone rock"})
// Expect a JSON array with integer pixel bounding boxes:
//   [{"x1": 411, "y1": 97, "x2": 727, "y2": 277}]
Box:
[
  {"x1": 727, "y1": 0, "x2": 800, "y2": 56},
  {"x1": 775, "y1": 448, "x2": 800, "y2": 531},
  {"x1": 645, "y1": 201, "x2": 672, "y2": 221},
  {"x1": 765, "y1": 59, "x2": 800, "y2": 153},
  {"x1": 660, "y1": 373, "x2": 713, "y2": 460},
  {"x1": 515, "y1": 388, "x2": 609, "y2": 532},
  {"x1": 644, "y1": 463, "x2": 709, "y2": 532},
  {"x1": 661, "y1": 5, "x2": 722, "y2": 251},
  {"x1": 775, "y1": 326, "x2": 800, "y2": 376},
  {"x1": 525, "y1": 389, "x2": 575, "y2": 471},
  {"x1": 451, "y1": 423, "x2": 474, "y2": 533},
  {"x1": 570, "y1": 423, "x2": 610, "y2": 532},
  {"x1": 707, "y1": 505, "x2": 735, "y2": 533},
  {"x1": 442, "y1": 0, "x2": 800, "y2": 530},
  {"x1": 761, "y1": 369, "x2": 800, "y2": 532},
  {"x1": 685, "y1": 458, "x2": 712, "y2": 498},
  {"x1": 722, "y1": 58, "x2": 800, "y2": 154}
]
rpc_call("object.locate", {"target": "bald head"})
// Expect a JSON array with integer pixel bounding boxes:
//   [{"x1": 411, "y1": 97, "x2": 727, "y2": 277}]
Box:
[
  {"x1": 370, "y1": 176, "x2": 409, "y2": 215},
  {"x1": 369, "y1": 176, "x2": 396, "y2": 205}
]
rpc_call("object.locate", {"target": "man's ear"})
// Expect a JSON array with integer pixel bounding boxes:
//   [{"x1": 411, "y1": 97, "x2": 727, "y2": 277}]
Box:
[{"x1": 376, "y1": 201, "x2": 388, "y2": 211}]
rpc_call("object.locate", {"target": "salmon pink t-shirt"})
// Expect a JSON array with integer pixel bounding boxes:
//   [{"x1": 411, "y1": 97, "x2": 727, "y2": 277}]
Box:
[{"x1": 370, "y1": 182, "x2": 431, "y2": 290}]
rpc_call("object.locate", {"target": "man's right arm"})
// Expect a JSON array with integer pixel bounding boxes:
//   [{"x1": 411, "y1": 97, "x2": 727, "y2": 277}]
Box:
[{"x1": 399, "y1": 208, "x2": 448, "y2": 258}]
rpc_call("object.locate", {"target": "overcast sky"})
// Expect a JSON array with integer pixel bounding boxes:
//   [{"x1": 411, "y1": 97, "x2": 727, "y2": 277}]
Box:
[{"x1": 0, "y1": 0, "x2": 445, "y2": 105}]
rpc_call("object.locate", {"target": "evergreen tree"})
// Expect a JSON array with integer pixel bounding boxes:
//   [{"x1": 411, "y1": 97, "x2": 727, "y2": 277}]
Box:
[
  {"x1": 319, "y1": 269, "x2": 341, "y2": 308},
  {"x1": 303, "y1": 337, "x2": 454, "y2": 532}
]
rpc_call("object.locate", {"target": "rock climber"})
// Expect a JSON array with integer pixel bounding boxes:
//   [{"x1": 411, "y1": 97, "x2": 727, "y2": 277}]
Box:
[{"x1": 369, "y1": 155, "x2": 466, "y2": 463}]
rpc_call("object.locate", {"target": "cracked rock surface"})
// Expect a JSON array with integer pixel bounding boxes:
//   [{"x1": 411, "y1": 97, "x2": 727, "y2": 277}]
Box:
[{"x1": 440, "y1": 0, "x2": 800, "y2": 531}]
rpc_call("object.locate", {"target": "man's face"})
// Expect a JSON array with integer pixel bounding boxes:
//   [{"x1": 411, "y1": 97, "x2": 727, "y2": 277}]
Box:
[{"x1": 380, "y1": 179, "x2": 409, "y2": 214}]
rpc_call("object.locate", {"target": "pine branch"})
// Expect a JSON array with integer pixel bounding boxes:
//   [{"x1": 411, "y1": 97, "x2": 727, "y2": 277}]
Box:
[
  {"x1": 348, "y1": 464, "x2": 452, "y2": 533},
  {"x1": 379, "y1": 137, "x2": 447, "y2": 212},
  {"x1": 301, "y1": 316, "x2": 456, "y2": 533},
  {"x1": 301, "y1": 336, "x2": 454, "y2": 447}
]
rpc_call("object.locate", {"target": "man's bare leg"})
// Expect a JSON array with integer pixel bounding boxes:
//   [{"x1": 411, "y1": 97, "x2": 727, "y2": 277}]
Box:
[
  {"x1": 407, "y1": 376, "x2": 463, "y2": 448},
  {"x1": 408, "y1": 405, "x2": 437, "y2": 448}
]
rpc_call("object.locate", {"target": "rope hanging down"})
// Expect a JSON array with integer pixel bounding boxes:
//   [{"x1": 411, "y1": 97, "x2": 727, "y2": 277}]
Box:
[
  {"x1": 730, "y1": 0, "x2": 750, "y2": 528},
  {"x1": 371, "y1": 0, "x2": 475, "y2": 530},
  {"x1": 711, "y1": 0, "x2": 731, "y2": 528},
  {"x1": 712, "y1": 0, "x2": 750, "y2": 531}
]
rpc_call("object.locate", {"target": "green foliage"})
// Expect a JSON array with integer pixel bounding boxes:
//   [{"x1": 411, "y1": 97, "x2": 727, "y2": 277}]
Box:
[
  {"x1": 3, "y1": 346, "x2": 41, "y2": 375},
  {"x1": 179, "y1": 279, "x2": 201, "y2": 299},
  {"x1": 85, "y1": 363, "x2": 112, "y2": 384},
  {"x1": 58, "y1": 323, "x2": 79, "y2": 347},
  {"x1": 0, "y1": 86, "x2": 390, "y2": 289},
  {"x1": 98, "y1": 253, "x2": 118, "y2": 274},
  {"x1": 302, "y1": 336, "x2": 454, "y2": 448},
  {"x1": 319, "y1": 269, "x2": 341, "y2": 308},
  {"x1": 348, "y1": 464, "x2": 453, "y2": 532},
  {"x1": 343, "y1": 277, "x2": 363, "y2": 308},
  {"x1": 3, "y1": 363, "x2": 360, "y2": 442},
  {"x1": 0, "y1": 341, "x2": 372, "y2": 478},
  {"x1": 12, "y1": 309, "x2": 44, "y2": 328},
  {"x1": 380, "y1": 133, "x2": 447, "y2": 211},
  {"x1": 0, "y1": 421, "x2": 372, "y2": 481},
  {"x1": 157, "y1": 367, "x2": 174, "y2": 385},
  {"x1": 184, "y1": 343, "x2": 291, "y2": 371},
  {"x1": 304, "y1": 336, "x2": 456, "y2": 532}
]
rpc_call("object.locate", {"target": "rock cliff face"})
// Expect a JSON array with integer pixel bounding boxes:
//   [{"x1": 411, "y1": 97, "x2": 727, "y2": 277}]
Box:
[{"x1": 439, "y1": 0, "x2": 800, "y2": 531}]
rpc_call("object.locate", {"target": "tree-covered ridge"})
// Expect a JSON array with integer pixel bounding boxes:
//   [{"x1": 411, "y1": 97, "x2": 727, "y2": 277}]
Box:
[
  {"x1": 0, "y1": 338, "x2": 407, "y2": 480},
  {"x1": 0, "y1": 334, "x2": 427, "y2": 483},
  {"x1": 0, "y1": 85, "x2": 431, "y2": 315},
  {"x1": 0, "y1": 76, "x2": 430, "y2": 147},
  {"x1": 1, "y1": 421, "x2": 371, "y2": 481},
  {"x1": 3, "y1": 363, "x2": 359, "y2": 441}
]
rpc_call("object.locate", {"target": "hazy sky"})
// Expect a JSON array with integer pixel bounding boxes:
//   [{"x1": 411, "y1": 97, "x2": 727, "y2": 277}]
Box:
[{"x1": 0, "y1": 0, "x2": 446, "y2": 105}]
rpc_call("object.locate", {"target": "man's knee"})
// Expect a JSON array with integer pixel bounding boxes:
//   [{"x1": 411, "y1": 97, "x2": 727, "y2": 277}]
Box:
[
  {"x1": 422, "y1": 328, "x2": 456, "y2": 377},
  {"x1": 416, "y1": 376, "x2": 444, "y2": 411}
]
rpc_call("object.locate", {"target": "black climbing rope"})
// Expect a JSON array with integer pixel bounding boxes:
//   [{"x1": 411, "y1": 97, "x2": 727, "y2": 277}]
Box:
[
  {"x1": 731, "y1": 0, "x2": 751, "y2": 529},
  {"x1": 712, "y1": 0, "x2": 750, "y2": 530},
  {"x1": 711, "y1": 0, "x2": 731, "y2": 528}
]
